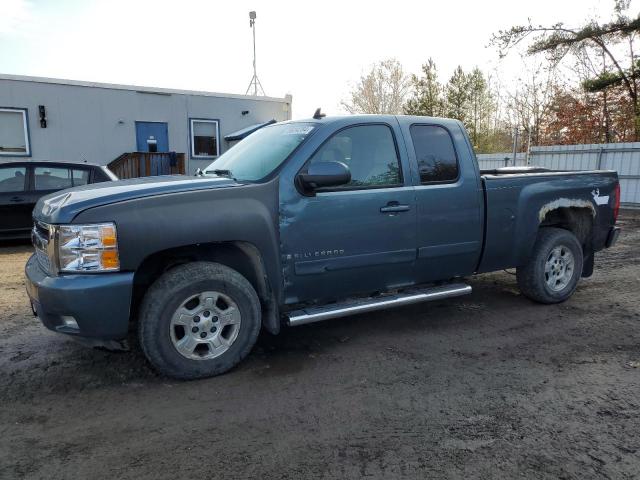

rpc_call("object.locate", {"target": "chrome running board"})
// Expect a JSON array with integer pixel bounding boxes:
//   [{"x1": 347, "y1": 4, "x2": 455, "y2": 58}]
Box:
[{"x1": 286, "y1": 283, "x2": 471, "y2": 327}]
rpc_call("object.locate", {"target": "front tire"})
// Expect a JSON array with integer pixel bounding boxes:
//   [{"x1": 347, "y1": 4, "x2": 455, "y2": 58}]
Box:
[
  {"x1": 517, "y1": 227, "x2": 583, "y2": 304},
  {"x1": 138, "y1": 262, "x2": 261, "y2": 379}
]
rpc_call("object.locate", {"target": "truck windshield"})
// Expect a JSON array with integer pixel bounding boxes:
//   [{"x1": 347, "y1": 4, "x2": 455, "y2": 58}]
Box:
[{"x1": 204, "y1": 123, "x2": 315, "y2": 181}]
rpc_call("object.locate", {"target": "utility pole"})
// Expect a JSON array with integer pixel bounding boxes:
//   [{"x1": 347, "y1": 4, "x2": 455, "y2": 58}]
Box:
[
  {"x1": 526, "y1": 124, "x2": 532, "y2": 166},
  {"x1": 245, "y1": 11, "x2": 265, "y2": 96},
  {"x1": 512, "y1": 127, "x2": 519, "y2": 166}
]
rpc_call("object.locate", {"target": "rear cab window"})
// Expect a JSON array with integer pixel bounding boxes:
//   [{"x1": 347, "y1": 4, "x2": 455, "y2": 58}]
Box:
[{"x1": 409, "y1": 125, "x2": 459, "y2": 184}]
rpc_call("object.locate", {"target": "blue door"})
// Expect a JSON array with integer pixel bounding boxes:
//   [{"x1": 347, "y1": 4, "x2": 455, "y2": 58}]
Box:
[{"x1": 135, "y1": 122, "x2": 169, "y2": 152}]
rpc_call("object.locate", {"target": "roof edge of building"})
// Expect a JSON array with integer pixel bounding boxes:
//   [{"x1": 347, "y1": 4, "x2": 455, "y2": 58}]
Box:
[{"x1": 0, "y1": 73, "x2": 292, "y2": 104}]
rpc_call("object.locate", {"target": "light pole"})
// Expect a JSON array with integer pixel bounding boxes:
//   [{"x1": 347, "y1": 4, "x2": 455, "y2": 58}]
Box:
[
  {"x1": 245, "y1": 11, "x2": 265, "y2": 96},
  {"x1": 512, "y1": 127, "x2": 519, "y2": 166}
]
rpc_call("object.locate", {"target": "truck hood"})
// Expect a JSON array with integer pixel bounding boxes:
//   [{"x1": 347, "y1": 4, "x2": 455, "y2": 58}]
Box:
[{"x1": 34, "y1": 175, "x2": 239, "y2": 224}]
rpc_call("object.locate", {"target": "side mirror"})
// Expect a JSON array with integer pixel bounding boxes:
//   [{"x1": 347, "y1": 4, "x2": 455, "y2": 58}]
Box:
[{"x1": 298, "y1": 161, "x2": 351, "y2": 190}]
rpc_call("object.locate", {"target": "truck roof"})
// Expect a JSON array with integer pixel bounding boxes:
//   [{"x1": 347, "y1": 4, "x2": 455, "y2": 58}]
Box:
[{"x1": 289, "y1": 114, "x2": 462, "y2": 128}]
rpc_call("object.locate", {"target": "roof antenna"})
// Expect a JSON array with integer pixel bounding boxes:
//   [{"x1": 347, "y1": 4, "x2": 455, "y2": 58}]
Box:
[{"x1": 313, "y1": 108, "x2": 326, "y2": 119}]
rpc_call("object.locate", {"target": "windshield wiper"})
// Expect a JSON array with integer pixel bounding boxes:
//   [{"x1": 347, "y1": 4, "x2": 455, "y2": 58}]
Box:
[{"x1": 205, "y1": 169, "x2": 236, "y2": 180}]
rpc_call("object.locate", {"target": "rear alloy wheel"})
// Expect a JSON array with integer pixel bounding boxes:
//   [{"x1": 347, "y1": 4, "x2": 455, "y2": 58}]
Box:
[
  {"x1": 517, "y1": 227, "x2": 584, "y2": 304},
  {"x1": 139, "y1": 262, "x2": 261, "y2": 379},
  {"x1": 543, "y1": 245, "x2": 575, "y2": 293}
]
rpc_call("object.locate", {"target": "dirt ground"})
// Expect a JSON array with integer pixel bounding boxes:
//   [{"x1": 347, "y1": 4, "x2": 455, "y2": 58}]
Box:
[{"x1": 0, "y1": 213, "x2": 639, "y2": 480}]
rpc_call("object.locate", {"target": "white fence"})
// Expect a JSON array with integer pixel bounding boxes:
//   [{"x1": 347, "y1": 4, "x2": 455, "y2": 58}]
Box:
[
  {"x1": 475, "y1": 152, "x2": 527, "y2": 169},
  {"x1": 477, "y1": 142, "x2": 640, "y2": 206}
]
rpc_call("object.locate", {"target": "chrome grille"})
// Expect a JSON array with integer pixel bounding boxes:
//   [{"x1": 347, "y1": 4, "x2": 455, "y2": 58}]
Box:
[
  {"x1": 32, "y1": 222, "x2": 52, "y2": 274},
  {"x1": 35, "y1": 248, "x2": 51, "y2": 273},
  {"x1": 35, "y1": 221, "x2": 49, "y2": 238}
]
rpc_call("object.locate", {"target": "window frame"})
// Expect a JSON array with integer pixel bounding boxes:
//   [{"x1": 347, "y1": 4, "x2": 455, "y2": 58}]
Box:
[
  {"x1": 0, "y1": 107, "x2": 31, "y2": 157},
  {"x1": 189, "y1": 118, "x2": 220, "y2": 159},
  {"x1": 298, "y1": 122, "x2": 405, "y2": 194},
  {"x1": 409, "y1": 123, "x2": 461, "y2": 186}
]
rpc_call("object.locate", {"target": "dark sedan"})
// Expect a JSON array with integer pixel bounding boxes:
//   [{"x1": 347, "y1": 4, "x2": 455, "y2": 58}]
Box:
[{"x1": 0, "y1": 161, "x2": 117, "y2": 239}]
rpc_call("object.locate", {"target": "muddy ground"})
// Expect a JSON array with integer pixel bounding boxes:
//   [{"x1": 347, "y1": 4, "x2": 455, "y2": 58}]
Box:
[{"x1": 1, "y1": 212, "x2": 639, "y2": 480}]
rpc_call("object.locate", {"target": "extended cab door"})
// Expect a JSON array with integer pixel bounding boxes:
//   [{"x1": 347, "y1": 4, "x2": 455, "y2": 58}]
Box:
[
  {"x1": 279, "y1": 120, "x2": 417, "y2": 304},
  {"x1": 399, "y1": 120, "x2": 484, "y2": 282}
]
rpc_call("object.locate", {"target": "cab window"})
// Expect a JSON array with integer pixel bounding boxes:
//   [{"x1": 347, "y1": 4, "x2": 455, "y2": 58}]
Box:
[
  {"x1": 410, "y1": 125, "x2": 459, "y2": 183},
  {"x1": 309, "y1": 124, "x2": 401, "y2": 188}
]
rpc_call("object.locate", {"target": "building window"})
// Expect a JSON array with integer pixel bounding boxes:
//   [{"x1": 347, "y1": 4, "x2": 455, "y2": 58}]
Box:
[
  {"x1": 190, "y1": 119, "x2": 219, "y2": 158},
  {"x1": 0, "y1": 108, "x2": 30, "y2": 156}
]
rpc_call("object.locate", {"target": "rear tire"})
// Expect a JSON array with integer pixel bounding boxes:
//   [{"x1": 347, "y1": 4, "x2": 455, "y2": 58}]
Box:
[
  {"x1": 517, "y1": 227, "x2": 583, "y2": 304},
  {"x1": 138, "y1": 262, "x2": 261, "y2": 379}
]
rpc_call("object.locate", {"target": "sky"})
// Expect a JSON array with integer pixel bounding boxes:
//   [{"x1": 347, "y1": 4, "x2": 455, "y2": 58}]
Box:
[{"x1": 1, "y1": 0, "x2": 638, "y2": 119}]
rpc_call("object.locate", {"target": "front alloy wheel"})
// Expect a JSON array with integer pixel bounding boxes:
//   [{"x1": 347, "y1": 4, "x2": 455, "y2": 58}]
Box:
[
  {"x1": 138, "y1": 262, "x2": 261, "y2": 379},
  {"x1": 170, "y1": 291, "x2": 242, "y2": 360}
]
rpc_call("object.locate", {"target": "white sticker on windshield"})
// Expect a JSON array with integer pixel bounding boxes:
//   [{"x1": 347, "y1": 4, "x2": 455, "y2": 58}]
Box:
[{"x1": 282, "y1": 125, "x2": 314, "y2": 135}]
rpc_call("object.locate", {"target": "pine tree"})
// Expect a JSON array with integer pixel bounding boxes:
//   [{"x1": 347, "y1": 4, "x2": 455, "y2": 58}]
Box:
[
  {"x1": 445, "y1": 66, "x2": 470, "y2": 125},
  {"x1": 404, "y1": 58, "x2": 444, "y2": 116},
  {"x1": 467, "y1": 68, "x2": 494, "y2": 148}
]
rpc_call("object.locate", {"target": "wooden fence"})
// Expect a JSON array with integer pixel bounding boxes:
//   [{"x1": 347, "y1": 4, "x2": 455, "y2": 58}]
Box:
[{"x1": 108, "y1": 152, "x2": 185, "y2": 179}]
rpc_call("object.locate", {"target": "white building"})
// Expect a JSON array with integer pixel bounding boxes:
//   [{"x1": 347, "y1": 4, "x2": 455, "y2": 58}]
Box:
[{"x1": 0, "y1": 74, "x2": 292, "y2": 175}]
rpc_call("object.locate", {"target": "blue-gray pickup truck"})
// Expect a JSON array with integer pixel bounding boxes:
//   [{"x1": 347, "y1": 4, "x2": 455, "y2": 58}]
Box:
[{"x1": 25, "y1": 114, "x2": 621, "y2": 379}]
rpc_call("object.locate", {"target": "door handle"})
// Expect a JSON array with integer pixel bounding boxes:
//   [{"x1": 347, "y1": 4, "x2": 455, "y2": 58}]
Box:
[
  {"x1": 380, "y1": 201, "x2": 410, "y2": 213},
  {"x1": 9, "y1": 196, "x2": 24, "y2": 203}
]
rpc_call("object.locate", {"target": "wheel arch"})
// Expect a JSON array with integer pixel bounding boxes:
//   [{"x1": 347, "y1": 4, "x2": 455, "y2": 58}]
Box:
[
  {"x1": 131, "y1": 241, "x2": 280, "y2": 334},
  {"x1": 539, "y1": 206, "x2": 594, "y2": 246}
]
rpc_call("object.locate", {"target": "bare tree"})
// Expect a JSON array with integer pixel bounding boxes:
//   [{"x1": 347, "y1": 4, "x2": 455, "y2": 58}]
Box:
[
  {"x1": 503, "y1": 59, "x2": 559, "y2": 148},
  {"x1": 341, "y1": 59, "x2": 411, "y2": 114}
]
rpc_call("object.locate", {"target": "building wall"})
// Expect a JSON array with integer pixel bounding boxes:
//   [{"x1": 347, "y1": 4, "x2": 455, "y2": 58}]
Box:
[{"x1": 0, "y1": 75, "x2": 292, "y2": 174}]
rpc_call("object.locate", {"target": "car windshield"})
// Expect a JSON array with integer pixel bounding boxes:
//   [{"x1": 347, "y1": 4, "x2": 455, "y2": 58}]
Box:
[{"x1": 204, "y1": 122, "x2": 315, "y2": 181}]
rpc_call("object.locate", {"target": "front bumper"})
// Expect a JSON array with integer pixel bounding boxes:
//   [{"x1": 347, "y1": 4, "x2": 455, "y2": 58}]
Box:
[{"x1": 25, "y1": 254, "x2": 134, "y2": 340}]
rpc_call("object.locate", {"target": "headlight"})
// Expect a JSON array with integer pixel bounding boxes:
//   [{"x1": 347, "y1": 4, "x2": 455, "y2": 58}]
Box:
[{"x1": 56, "y1": 223, "x2": 120, "y2": 272}]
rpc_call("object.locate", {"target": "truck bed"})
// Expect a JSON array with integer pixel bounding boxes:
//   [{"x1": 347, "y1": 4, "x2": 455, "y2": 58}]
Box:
[
  {"x1": 477, "y1": 168, "x2": 619, "y2": 274},
  {"x1": 479, "y1": 166, "x2": 554, "y2": 175}
]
